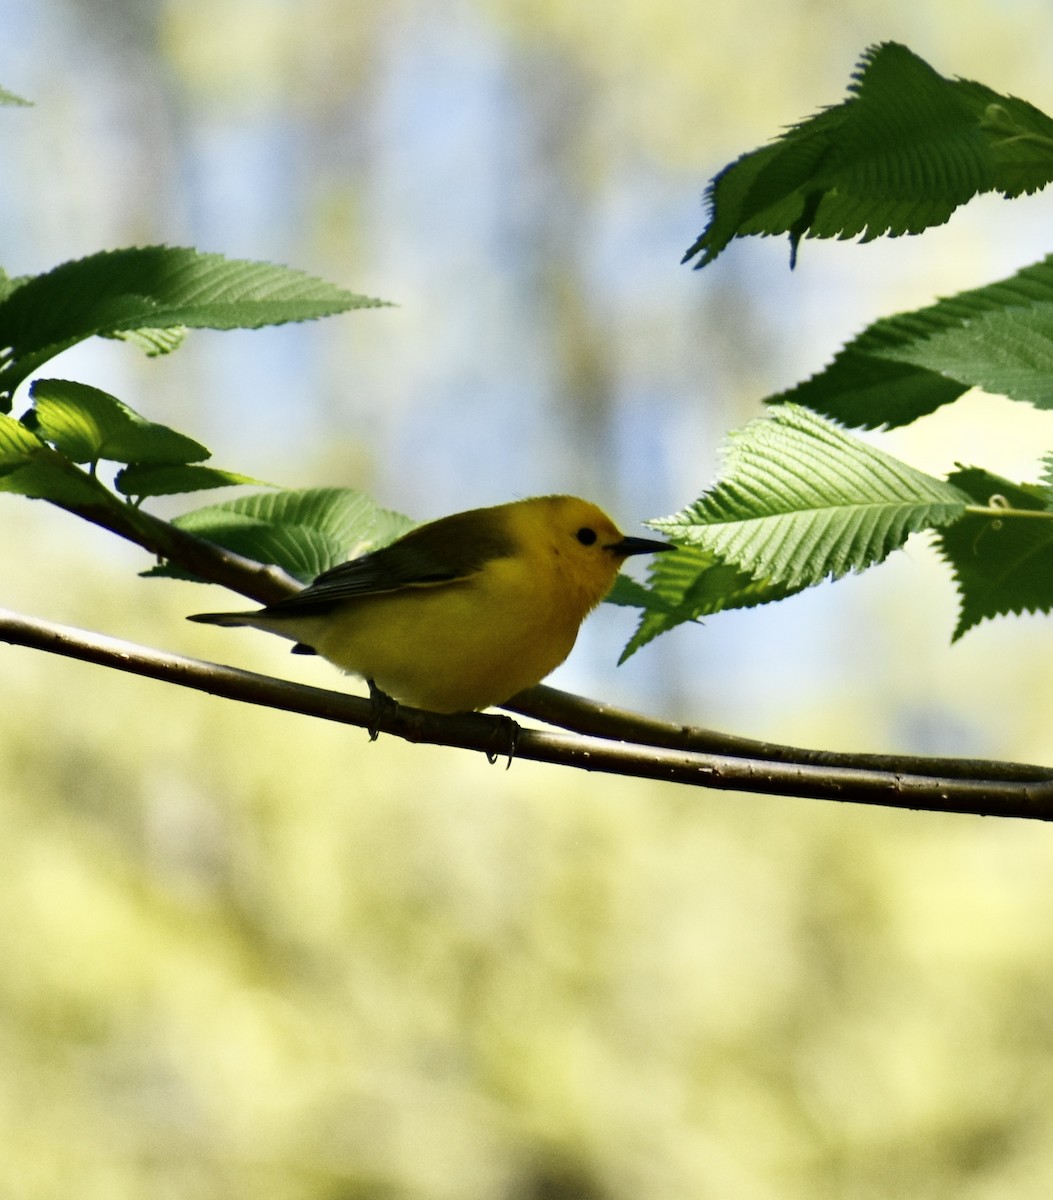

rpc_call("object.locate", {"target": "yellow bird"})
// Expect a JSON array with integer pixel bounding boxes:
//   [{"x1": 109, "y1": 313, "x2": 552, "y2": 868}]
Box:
[{"x1": 188, "y1": 494, "x2": 672, "y2": 713}]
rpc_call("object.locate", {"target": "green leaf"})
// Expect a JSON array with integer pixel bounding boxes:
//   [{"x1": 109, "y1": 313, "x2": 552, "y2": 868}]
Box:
[
  {"x1": 775, "y1": 254, "x2": 1053, "y2": 427},
  {"x1": 153, "y1": 487, "x2": 414, "y2": 583},
  {"x1": 0, "y1": 413, "x2": 115, "y2": 505},
  {"x1": 616, "y1": 544, "x2": 804, "y2": 662},
  {"x1": 652, "y1": 404, "x2": 968, "y2": 591},
  {"x1": 0, "y1": 460, "x2": 110, "y2": 506},
  {"x1": 685, "y1": 42, "x2": 1053, "y2": 268},
  {"x1": 1041, "y1": 455, "x2": 1053, "y2": 507},
  {"x1": 115, "y1": 464, "x2": 263, "y2": 498},
  {"x1": 683, "y1": 104, "x2": 850, "y2": 269},
  {"x1": 605, "y1": 572, "x2": 674, "y2": 611},
  {"x1": 0, "y1": 86, "x2": 31, "y2": 107},
  {"x1": 0, "y1": 411, "x2": 45, "y2": 468},
  {"x1": 936, "y1": 465, "x2": 1053, "y2": 638},
  {"x1": 104, "y1": 326, "x2": 188, "y2": 356},
  {"x1": 874, "y1": 299, "x2": 1053, "y2": 409},
  {"x1": 29, "y1": 378, "x2": 210, "y2": 466},
  {"x1": 0, "y1": 246, "x2": 389, "y2": 405}
]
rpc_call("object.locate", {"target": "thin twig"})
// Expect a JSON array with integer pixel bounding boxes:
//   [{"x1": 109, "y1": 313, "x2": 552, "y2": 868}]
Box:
[
  {"x1": 506, "y1": 686, "x2": 1052, "y2": 782},
  {"x1": 2, "y1": 607, "x2": 1051, "y2": 820},
  {"x1": 49, "y1": 493, "x2": 301, "y2": 604}
]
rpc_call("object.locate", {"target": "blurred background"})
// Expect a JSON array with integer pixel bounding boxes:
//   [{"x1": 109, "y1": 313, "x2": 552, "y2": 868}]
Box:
[{"x1": 3, "y1": 1, "x2": 1053, "y2": 1197}]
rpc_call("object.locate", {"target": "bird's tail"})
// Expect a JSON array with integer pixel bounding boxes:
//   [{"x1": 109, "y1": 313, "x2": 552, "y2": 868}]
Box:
[{"x1": 186, "y1": 611, "x2": 257, "y2": 626}]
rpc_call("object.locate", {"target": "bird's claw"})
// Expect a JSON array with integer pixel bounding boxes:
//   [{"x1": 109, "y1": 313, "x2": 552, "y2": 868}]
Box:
[
  {"x1": 485, "y1": 715, "x2": 520, "y2": 769},
  {"x1": 366, "y1": 679, "x2": 398, "y2": 741}
]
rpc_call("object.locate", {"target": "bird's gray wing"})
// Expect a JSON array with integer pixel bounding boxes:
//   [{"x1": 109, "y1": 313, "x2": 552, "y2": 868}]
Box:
[{"x1": 262, "y1": 509, "x2": 515, "y2": 615}]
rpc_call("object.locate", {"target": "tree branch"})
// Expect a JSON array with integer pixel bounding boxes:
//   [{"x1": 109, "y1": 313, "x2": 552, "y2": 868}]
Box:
[
  {"x1": 506, "y1": 686, "x2": 1052, "y2": 782},
  {"x1": 48, "y1": 493, "x2": 301, "y2": 604},
  {"x1": 2, "y1": 607, "x2": 1051, "y2": 820}
]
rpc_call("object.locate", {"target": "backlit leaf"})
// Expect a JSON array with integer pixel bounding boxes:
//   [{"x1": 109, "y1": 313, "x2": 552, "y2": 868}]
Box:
[{"x1": 652, "y1": 405, "x2": 968, "y2": 589}]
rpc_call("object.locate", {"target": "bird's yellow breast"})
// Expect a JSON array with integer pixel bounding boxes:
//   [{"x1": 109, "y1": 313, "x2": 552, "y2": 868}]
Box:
[{"x1": 306, "y1": 547, "x2": 596, "y2": 712}]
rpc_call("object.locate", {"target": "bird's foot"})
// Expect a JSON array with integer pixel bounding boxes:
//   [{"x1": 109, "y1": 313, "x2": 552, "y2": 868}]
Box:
[
  {"x1": 485, "y1": 715, "x2": 521, "y2": 769},
  {"x1": 366, "y1": 679, "x2": 398, "y2": 741}
]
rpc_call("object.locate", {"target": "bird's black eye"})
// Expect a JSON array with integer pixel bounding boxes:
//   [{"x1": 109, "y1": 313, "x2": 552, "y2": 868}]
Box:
[{"x1": 575, "y1": 527, "x2": 598, "y2": 546}]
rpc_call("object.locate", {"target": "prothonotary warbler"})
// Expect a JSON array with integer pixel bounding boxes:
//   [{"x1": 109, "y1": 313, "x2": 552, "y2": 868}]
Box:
[{"x1": 188, "y1": 494, "x2": 673, "y2": 713}]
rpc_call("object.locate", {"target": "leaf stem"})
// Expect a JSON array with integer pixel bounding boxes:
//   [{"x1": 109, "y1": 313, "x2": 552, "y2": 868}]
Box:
[{"x1": 964, "y1": 504, "x2": 1053, "y2": 520}]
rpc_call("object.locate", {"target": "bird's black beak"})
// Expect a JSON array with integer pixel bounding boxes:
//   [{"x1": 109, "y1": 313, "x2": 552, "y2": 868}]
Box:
[{"x1": 607, "y1": 535, "x2": 676, "y2": 558}]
